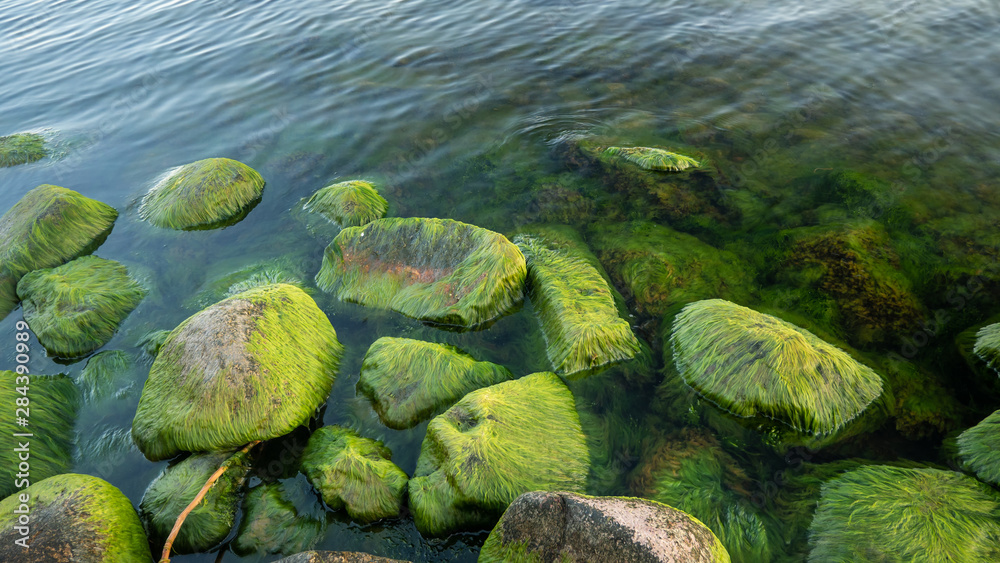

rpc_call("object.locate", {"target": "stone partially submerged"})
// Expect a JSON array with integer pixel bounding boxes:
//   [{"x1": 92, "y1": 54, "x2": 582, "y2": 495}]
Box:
[
  {"x1": 316, "y1": 217, "x2": 526, "y2": 327},
  {"x1": 304, "y1": 180, "x2": 388, "y2": 228},
  {"x1": 0, "y1": 131, "x2": 47, "y2": 167},
  {"x1": 408, "y1": 372, "x2": 589, "y2": 535},
  {"x1": 233, "y1": 480, "x2": 328, "y2": 557},
  {"x1": 299, "y1": 426, "x2": 408, "y2": 522},
  {"x1": 974, "y1": 322, "x2": 1000, "y2": 376},
  {"x1": 514, "y1": 225, "x2": 640, "y2": 377},
  {"x1": 17, "y1": 255, "x2": 146, "y2": 358},
  {"x1": 132, "y1": 283, "x2": 343, "y2": 461},
  {"x1": 670, "y1": 299, "x2": 883, "y2": 437},
  {"x1": 139, "y1": 157, "x2": 265, "y2": 230},
  {"x1": 601, "y1": 146, "x2": 701, "y2": 172},
  {"x1": 0, "y1": 184, "x2": 117, "y2": 319},
  {"x1": 0, "y1": 473, "x2": 153, "y2": 561},
  {"x1": 957, "y1": 409, "x2": 1000, "y2": 487},
  {"x1": 479, "y1": 491, "x2": 730, "y2": 563},
  {"x1": 357, "y1": 337, "x2": 513, "y2": 429}
]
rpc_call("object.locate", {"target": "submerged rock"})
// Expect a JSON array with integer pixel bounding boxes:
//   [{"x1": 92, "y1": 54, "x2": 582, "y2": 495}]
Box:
[
  {"x1": 183, "y1": 256, "x2": 308, "y2": 311},
  {"x1": 408, "y1": 372, "x2": 589, "y2": 535},
  {"x1": 670, "y1": 299, "x2": 884, "y2": 438},
  {"x1": 132, "y1": 283, "x2": 343, "y2": 461},
  {"x1": 304, "y1": 180, "x2": 388, "y2": 228},
  {"x1": 601, "y1": 146, "x2": 701, "y2": 172},
  {"x1": 139, "y1": 157, "x2": 264, "y2": 230},
  {"x1": 513, "y1": 225, "x2": 640, "y2": 378},
  {"x1": 233, "y1": 479, "x2": 328, "y2": 557},
  {"x1": 299, "y1": 426, "x2": 408, "y2": 522},
  {"x1": 78, "y1": 349, "x2": 137, "y2": 402},
  {"x1": 479, "y1": 491, "x2": 730, "y2": 563},
  {"x1": 274, "y1": 552, "x2": 409, "y2": 563},
  {"x1": 0, "y1": 474, "x2": 153, "y2": 562},
  {"x1": 316, "y1": 217, "x2": 526, "y2": 328},
  {"x1": 17, "y1": 255, "x2": 146, "y2": 358},
  {"x1": 357, "y1": 337, "x2": 513, "y2": 429},
  {"x1": 808, "y1": 465, "x2": 1000, "y2": 562},
  {"x1": 0, "y1": 132, "x2": 47, "y2": 167},
  {"x1": 0, "y1": 184, "x2": 117, "y2": 319},
  {"x1": 957, "y1": 409, "x2": 1000, "y2": 487},
  {"x1": 974, "y1": 322, "x2": 1000, "y2": 376}
]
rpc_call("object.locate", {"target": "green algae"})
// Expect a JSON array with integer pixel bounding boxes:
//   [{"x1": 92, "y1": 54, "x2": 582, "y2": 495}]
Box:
[
  {"x1": 316, "y1": 217, "x2": 526, "y2": 328},
  {"x1": 137, "y1": 328, "x2": 172, "y2": 362},
  {"x1": 973, "y1": 322, "x2": 1000, "y2": 375},
  {"x1": 957, "y1": 409, "x2": 1000, "y2": 487},
  {"x1": 78, "y1": 349, "x2": 136, "y2": 402},
  {"x1": 877, "y1": 354, "x2": 962, "y2": 440},
  {"x1": 17, "y1": 255, "x2": 146, "y2": 359},
  {"x1": 304, "y1": 179, "x2": 389, "y2": 228},
  {"x1": 0, "y1": 184, "x2": 118, "y2": 319},
  {"x1": 183, "y1": 256, "x2": 309, "y2": 311},
  {"x1": 132, "y1": 283, "x2": 343, "y2": 461},
  {"x1": 602, "y1": 146, "x2": 700, "y2": 171},
  {"x1": 408, "y1": 372, "x2": 589, "y2": 535},
  {"x1": 513, "y1": 225, "x2": 640, "y2": 378},
  {"x1": 0, "y1": 132, "x2": 47, "y2": 167},
  {"x1": 299, "y1": 425, "x2": 408, "y2": 522},
  {"x1": 139, "y1": 449, "x2": 253, "y2": 554},
  {"x1": 357, "y1": 337, "x2": 513, "y2": 429},
  {"x1": 232, "y1": 479, "x2": 328, "y2": 557},
  {"x1": 138, "y1": 157, "x2": 265, "y2": 230}
]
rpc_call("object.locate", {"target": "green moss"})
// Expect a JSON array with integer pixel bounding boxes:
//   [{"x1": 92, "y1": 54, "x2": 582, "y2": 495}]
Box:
[
  {"x1": 808, "y1": 465, "x2": 1000, "y2": 562},
  {"x1": 0, "y1": 372, "x2": 79, "y2": 499},
  {"x1": 138, "y1": 157, "x2": 265, "y2": 230},
  {"x1": 877, "y1": 355, "x2": 962, "y2": 440},
  {"x1": 823, "y1": 170, "x2": 903, "y2": 223},
  {"x1": 408, "y1": 372, "x2": 589, "y2": 535},
  {"x1": 670, "y1": 299, "x2": 884, "y2": 437},
  {"x1": 957, "y1": 409, "x2": 1000, "y2": 487},
  {"x1": 137, "y1": 329, "x2": 172, "y2": 362},
  {"x1": 304, "y1": 180, "x2": 389, "y2": 228},
  {"x1": 184, "y1": 257, "x2": 308, "y2": 310},
  {"x1": 232, "y1": 479, "x2": 328, "y2": 557},
  {"x1": 0, "y1": 473, "x2": 153, "y2": 562},
  {"x1": 139, "y1": 449, "x2": 253, "y2": 554},
  {"x1": 78, "y1": 350, "x2": 135, "y2": 402},
  {"x1": 974, "y1": 322, "x2": 1000, "y2": 376},
  {"x1": 132, "y1": 283, "x2": 343, "y2": 461},
  {"x1": 0, "y1": 132, "x2": 47, "y2": 167},
  {"x1": 0, "y1": 184, "x2": 118, "y2": 319},
  {"x1": 601, "y1": 146, "x2": 700, "y2": 171},
  {"x1": 299, "y1": 426, "x2": 408, "y2": 522},
  {"x1": 316, "y1": 217, "x2": 526, "y2": 328},
  {"x1": 17, "y1": 255, "x2": 146, "y2": 358},
  {"x1": 357, "y1": 337, "x2": 513, "y2": 429},
  {"x1": 513, "y1": 225, "x2": 640, "y2": 377}
]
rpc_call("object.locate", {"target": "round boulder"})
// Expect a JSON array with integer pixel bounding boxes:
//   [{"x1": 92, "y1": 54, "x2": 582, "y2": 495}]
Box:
[{"x1": 139, "y1": 157, "x2": 264, "y2": 230}]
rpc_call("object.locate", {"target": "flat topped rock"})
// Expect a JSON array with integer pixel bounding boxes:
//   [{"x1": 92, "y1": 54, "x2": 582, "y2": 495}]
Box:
[
  {"x1": 139, "y1": 157, "x2": 264, "y2": 230},
  {"x1": 0, "y1": 184, "x2": 117, "y2": 319},
  {"x1": 316, "y1": 217, "x2": 526, "y2": 328},
  {"x1": 131, "y1": 283, "x2": 343, "y2": 461},
  {"x1": 0, "y1": 132, "x2": 47, "y2": 167},
  {"x1": 670, "y1": 299, "x2": 883, "y2": 436},
  {"x1": 304, "y1": 180, "x2": 388, "y2": 228},
  {"x1": 479, "y1": 491, "x2": 731, "y2": 563}
]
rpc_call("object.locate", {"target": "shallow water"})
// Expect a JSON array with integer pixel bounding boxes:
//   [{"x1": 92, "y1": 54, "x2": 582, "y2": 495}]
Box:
[{"x1": 2, "y1": 0, "x2": 1000, "y2": 561}]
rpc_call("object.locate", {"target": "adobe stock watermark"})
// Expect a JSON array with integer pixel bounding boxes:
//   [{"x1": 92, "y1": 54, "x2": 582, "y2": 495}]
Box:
[{"x1": 10, "y1": 320, "x2": 33, "y2": 549}]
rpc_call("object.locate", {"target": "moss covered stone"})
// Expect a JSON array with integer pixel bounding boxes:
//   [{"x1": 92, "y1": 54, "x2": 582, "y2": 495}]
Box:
[
  {"x1": 139, "y1": 449, "x2": 253, "y2": 554},
  {"x1": 957, "y1": 409, "x2": 1000, "y2": 488},
  {"x1": 0, "y1": 184, "x2": 117, "y2": 319},
  {"x1": 132, "y1": 283, "x2": 343, "y2": 461},
  {"x1": 78, "y1": 349, "x2": 136, "y2": 402},
  {"x1": 0, "y1": 372, "x2": 79, "y2": 500},
  {"x1": 139, "y1": 157, "x2": 265, "y2": 230},
  {"x1": 299, "y1": 425, "x2": 408, "y2": 521},
  {"x1": 974, "y1": 322, "x2": 1000, "y2": 376},
  {"x1": 316, "y1": 217, "x2": 526, "y2": 328},
  {"x1": 357, "y1": 337, "x2": 513, "y2": 429},
  {"x1": 513, "y1": 225, "x2": 640, "y2": 377},
  {"x1": 233, "y1": 480, "x2": 328, "y2": 557},
  {"x1": 0, "y1": 473, "x2": 153, "y2": 562},
  {"x1": 17, "y1": 255, "x2": 146, "y2": 358},
  {"x1": 184, "y1": 256, "x2": 308, "y2": 311},
  {"x1": 601, "y1": 146, "x2": 701, "y2": 171},
  {"x1": 0, "y1": 132, "x2": 47, "y2": 167},
  {"x1": 304, "y1": 180, "x2": 388, "y2": 228},
  {"x1": 808, "y1": 465, "x2": 1000, "y2": 562},
  {"x1": 408, "y1": 372, "x2": 589, "y2": 535},
  {"x1": 274, "y1": 553, "x2": 409, "y2": 563},
  {"x1": 670, "y1": 299, "x2": 883, "y2": 437},
  {"x1": 479, "y1": 491, "x2": 730, "y2": 563}
]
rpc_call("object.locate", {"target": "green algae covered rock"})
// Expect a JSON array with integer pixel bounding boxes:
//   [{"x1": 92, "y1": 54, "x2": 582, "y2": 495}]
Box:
[
  {"x1": 139, "y1": 449, "x2": 253, "y2": 554},
  {"x1": 670, "y1": 299, "x2": 883, "y2": 437},
  {"x1": 479, "y1": 491, "x2": 730, "y2": 563},
  {"x1": 0, "y1": 473, "x2": 153, "y2": 562},
  {"x1": 957, "y1": 409, "x2": 1000, "y2": 487},
  {"x1": 316, "y1": 217, "x2": 526, "y2": 328},
  {"x1": 408, "y1": 372, "x2": 589, "y2": 535},
  {"x1": 0, "y1": 132, "x2": 47, "y2": 167},
  {"x1": 602, "y1": 146, "x2": 701, "y2": 172},
  {"x1": 132, "y1": 283, "x2": 343, "y2": 461},
  {"x1": 589, "y1": 221, "x2": 752, "y2": 316},
  {"x1": 233, "y1": 480, "x2": 328, "y2": 557},
  {"x1": 0, "y1": 372, "x2": 79, "y2": 500},
  {"x1": 275, "y1": 552, "x2": 409, "y2": 563},
  {"x1": 299, "y1": 425, "x2": 408, "y2": 521},
  {"x1": 357, "y1": 337, "x2": 513, "y2": 429},
  {"x1": 0, "y1": 184, "x2": 118, "y2": 319},
  {"x1": 184, "y1": 256, "x2": 309, "y2": 311},
  {"x1": 807, "y1": 465, "x2": 1000, "y2": 562},
  {"x1": 304, "y1": 180, "x2": 388, "y2": 228},
  {"x1": 974, "y1": 322, "x2": 1000, "y2": 376},
  {"x1": 139, "y1": 157, "x2": 264, "y2": 230},
  {"x1": 17, "y1": 255, "x2": 146, "y2": 358},
  {"x1": 78, "y1": 349, "x2": 136, "y2": 402},
  {"x1": 513, "y1": 225, "x2": 640, "y2": 377}
]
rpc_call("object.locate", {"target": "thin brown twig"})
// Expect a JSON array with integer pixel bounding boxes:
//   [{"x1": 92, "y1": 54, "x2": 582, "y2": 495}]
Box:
[{"x1": 159, "y1": 440, "x2": 262, "y2": 563}]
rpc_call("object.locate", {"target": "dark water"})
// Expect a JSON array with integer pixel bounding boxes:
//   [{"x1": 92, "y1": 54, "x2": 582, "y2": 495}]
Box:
[{"x1": 2, "y1": 0, "x2": 1000, "y2": 561}]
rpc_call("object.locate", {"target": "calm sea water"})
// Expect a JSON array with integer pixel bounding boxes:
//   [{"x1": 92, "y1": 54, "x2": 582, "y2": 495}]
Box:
[{"x1": 2, "y1": 0, "x2": 1000, "y2": 561}]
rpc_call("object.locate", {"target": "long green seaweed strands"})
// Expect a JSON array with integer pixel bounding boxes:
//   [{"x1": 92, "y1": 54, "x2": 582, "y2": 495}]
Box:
[
  {"x1": 303, "y1": 180, "x2": 388, "y2": 228},
  {"x1": 974, "y1": 322, "x2": 1000, "y2": 375},
  {"x1": 0, "y1": 132, "x2": 47, "y2": 167},
  {"x1": 957, "y1": 408, "x2": 1000, "y2": 487},
  {"x1": 602, "y1": 146, "x2": 700, "y2": 171},
  {"x1": 139, "y1": 157, "x2": 264, "y2": 230}
]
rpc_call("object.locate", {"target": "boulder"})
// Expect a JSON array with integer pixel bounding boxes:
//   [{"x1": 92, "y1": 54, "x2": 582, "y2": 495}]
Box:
[
  {"x1": 957, "y1": 409, "x2": 1000, "y2": 487},
  {"x1": 974, "y1": 322, "x2": 1000, "y2": 376},
  {"x1": 232, "y1": 480, "x2": 327, "y2": 557},
  {"x1": 0, "y1": 132, "x2": 47, "y2": 167},
  {"x1": 304, "y1": 180, "x2": 388, "y2": 228},
  {"x1": 139, "y1": 157, "x2": 264, "y2": 230},
  {"x1": 274, "y1": 552, "x2": 409, "y2": 563},
  {"x1": 600, "y1": 146, "x2": 701, "y2": 172}
]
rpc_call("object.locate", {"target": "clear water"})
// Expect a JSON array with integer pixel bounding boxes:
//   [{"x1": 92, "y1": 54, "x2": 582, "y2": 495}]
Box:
[{"x1": 2, "y1": 0, "x2": 1000, "y2": 561}]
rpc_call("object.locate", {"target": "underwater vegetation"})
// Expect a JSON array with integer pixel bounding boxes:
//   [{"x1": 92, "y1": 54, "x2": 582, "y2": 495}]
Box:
[
  {"x1": 601, "y1": 146, "x2": 701, "y2": 172},
  {"x1": 139, "y1": 157, "x2": 265, "y2": 230},
  {"x1": 232, "y1": 479, "x2": 328, "y2": 557},
  {"x1": 304, "y1": 179, "x2": 388, "y2": 228},
  {"x1": 957, "y1": 408, "x2": 1000, "y2": 488},
  {"x1": 973, "y1": 322, "x2": 1000, "y2": 375},
  {"x1": 0, "y1": 132, "x2": 47, "y2": 167}
]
